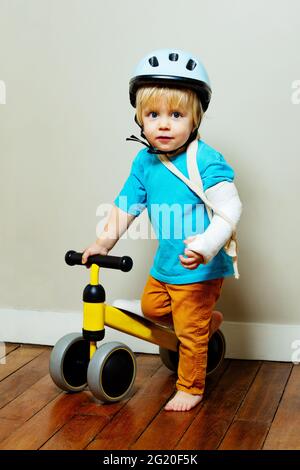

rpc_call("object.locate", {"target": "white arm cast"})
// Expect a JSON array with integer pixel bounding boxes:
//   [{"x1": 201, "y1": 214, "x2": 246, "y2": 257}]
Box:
[{"x1": 187, "y1": 181, "x2": 242, "y2": 263}]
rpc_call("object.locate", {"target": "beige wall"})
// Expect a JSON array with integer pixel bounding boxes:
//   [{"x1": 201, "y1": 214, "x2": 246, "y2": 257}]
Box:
[{"x1": 0, "y1": 0, "x2": 299, "y2": 326}]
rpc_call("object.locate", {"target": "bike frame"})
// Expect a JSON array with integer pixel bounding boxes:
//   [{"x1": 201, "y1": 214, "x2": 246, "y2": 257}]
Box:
[{"x1": 83, "y1": 264, "x2": 178, "y2": 360}]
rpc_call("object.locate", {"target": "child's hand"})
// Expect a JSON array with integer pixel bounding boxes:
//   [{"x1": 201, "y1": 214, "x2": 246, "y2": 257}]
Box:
[
  {"x1": 179, "y1": 237, "x2": 204, "y2": 270},
  {"x1": 82, "y1": 241, "x2": 109, "y2": 268}
]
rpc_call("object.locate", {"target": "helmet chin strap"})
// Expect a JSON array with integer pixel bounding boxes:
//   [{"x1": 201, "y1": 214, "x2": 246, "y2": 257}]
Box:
[{"x1": 126, "y1": 117, "x2": 199, "y2": 156}]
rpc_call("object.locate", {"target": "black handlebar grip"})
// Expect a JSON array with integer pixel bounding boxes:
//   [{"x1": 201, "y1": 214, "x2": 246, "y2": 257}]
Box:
[
  {"x1": 65, "y1": 250, "x2": 133, "y2": 272},
  {"x1": 65, "y1": 250, "x2": 83, "y2": 266}
]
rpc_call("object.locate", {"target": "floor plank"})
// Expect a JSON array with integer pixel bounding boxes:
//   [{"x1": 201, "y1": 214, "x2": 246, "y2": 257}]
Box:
[
  {"x1": 263, "y1": 365, "x2": 300, "y2": 449},
  {"x1": 0, "y1": 345, "x2": 46, "y2": 382},
  {"x1": 40, "y1": 415, "x2": 109, "y2": 450},
  {"x1": 219, "y1": 362, "x2": 292, "y2": 450},
  {"x1": 0, "y1": 391, "x2": 92, "y2": 449},
  {"x1": 0, "y1": 343, "x2": 20, "y2": 359},
  {"x1": 219, "y1": 420, "x2": 269, "y2": 450},
  {"x1": 0, "y1": 418, "x2": 21, "y2": 443},
  {"x1": 0, "y1": 374, "x2": 61, "y2": 442},
  {"x1": 175, "y1": 360, "x2": 261, "y2": 450},
  {"x1": 235, "y1": 362, "x2": 292, "y2": 423},
  {"x1": 0, "y1": 349, "x2": 51, "y2": 410}
]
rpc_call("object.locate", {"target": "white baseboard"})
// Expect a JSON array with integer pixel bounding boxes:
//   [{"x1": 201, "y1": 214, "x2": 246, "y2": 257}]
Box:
[
  {"x1": 0, "y1": 308, "x2": 299, "y2": 362},
  {"x1": 0, "y1": 308, "x2": 158, "y2": 354}
]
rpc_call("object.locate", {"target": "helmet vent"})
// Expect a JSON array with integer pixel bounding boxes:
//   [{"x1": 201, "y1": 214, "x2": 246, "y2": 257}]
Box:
[
  {"x1": 186, "y1": 59, "x2": 197, "y2": 71},
  {"x1": 149, "y1": 56, "x2": 159, "y2": 67},
  {"x1": 169, "y1": 53, "x2": 179, "y2": 61}
]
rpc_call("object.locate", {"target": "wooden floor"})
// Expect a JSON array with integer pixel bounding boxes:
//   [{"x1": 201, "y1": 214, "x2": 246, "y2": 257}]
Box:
[{"x1": 0, "y1": 343, "x2": 299, "y2": 450}]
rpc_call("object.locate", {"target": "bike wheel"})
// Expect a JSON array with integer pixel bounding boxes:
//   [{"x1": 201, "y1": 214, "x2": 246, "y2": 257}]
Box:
[
  {"x1": 159, "y1": 329, "x2": 226, "y2": 376},
  {"x1": 206, "y1": 329, "x2": 226, "y2": 376},
  {"x1": 159, "y1": 346, "x2": 179, "y2": 372},
  {"x1": 49, "y1": 333, "x2": 90, "y2": 392},
  {"x1": 87, "y1": 342, "x2": 136, "y2": 402}
]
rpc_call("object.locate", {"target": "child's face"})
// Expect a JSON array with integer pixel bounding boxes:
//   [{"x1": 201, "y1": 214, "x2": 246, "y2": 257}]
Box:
[{"x1": 141, "y1": 96, "x2": 194, "y2": 154}]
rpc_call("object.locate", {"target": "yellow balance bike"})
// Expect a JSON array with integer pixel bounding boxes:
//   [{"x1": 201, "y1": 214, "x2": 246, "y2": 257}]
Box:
[{"x1": 49, "y1": 250, "x2": 226, "y2": 402}]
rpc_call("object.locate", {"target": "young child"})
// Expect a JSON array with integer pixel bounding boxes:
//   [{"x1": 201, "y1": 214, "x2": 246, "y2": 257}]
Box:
[{"x1": 82, "y1": 49, "x2": 242, "y2": 412}]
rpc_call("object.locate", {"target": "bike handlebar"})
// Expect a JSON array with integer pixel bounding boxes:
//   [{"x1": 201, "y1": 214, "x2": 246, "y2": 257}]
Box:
[{"x1": 65, "y1": 250, "x2": 133, "y2": 272}]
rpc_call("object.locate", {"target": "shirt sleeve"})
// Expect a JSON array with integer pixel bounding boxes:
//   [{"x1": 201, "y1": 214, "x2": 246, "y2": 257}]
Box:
[
  {"x1": 114, "y1": 155, "x2": 147, "y2": 216},
  {"x1": 201, "y1": 152, "x2": 235, "y2": 192}
]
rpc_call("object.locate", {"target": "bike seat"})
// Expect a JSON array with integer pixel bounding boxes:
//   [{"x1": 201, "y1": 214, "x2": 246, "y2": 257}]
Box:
[
  {"x1": 112, "y1": 299, "x2": 174, "y2": 330},
  {"x1": 112, "y1": 299, "x2": 143, "y2": 316}
]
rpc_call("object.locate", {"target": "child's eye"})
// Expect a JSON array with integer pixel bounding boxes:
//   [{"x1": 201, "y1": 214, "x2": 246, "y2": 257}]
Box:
[
  {"x1": 149, "y1": 111, "x2": 158, "y2": 118},
  {"x1": 172, "y1": 111, "x2": 182, "y2": 118}
]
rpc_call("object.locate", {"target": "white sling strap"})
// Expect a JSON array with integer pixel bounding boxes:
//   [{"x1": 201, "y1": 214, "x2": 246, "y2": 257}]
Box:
[
  {"x1": 158, "y1": 139, "x2": 239, "y2": 279},
  {"x1": 186, "y1": 139, "x2": 213, "y2": 222}
]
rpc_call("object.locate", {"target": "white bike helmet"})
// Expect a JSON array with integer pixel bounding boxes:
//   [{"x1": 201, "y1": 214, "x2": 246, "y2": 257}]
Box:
[
  {"x1": 127, "y1": 49, "x2": 211, "y2": 155},
  {"x1": 129, "y1": 48, "x2": 211, "y2": 112}
]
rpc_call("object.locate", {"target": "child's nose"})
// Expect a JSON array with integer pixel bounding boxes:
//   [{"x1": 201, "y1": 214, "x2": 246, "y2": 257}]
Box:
[{"x1": 159, "y1": 117, "x2": 170, "y2": 129}]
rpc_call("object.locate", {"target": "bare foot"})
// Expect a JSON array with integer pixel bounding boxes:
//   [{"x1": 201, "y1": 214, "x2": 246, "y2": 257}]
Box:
[
  {"x1": 209, "y1": 310, "x2": 223, "y2": 339},
  {"x1": 164, "y1": 390, "x2": 203, "y2": 412}
]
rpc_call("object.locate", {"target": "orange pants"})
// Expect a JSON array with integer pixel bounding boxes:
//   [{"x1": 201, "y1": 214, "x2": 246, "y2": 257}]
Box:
[{"x1": 141, "y1": 275, "x2": 224, "y2": 395}]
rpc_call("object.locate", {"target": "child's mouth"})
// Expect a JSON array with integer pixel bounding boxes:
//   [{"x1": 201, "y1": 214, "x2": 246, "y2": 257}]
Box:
[{"x1": 156, "y1": 136, "x2": 173, "y2": 141}]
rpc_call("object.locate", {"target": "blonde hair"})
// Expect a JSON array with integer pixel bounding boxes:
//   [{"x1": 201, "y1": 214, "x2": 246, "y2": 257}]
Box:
[{"x1": 135, "y1": 86, "x2": 204, "y2": 139}]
